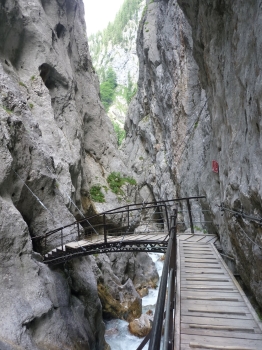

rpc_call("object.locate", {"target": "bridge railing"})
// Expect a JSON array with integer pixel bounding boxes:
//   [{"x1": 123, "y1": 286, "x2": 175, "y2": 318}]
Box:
[
  {"x1": 33, "y1": 201, "x2": 172, "y2": 256},
  {"x1": 32, "y1": 195, "x2": 207, "y2": 259}
]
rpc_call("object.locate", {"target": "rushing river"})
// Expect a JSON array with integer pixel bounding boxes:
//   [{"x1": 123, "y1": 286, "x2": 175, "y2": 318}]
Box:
[{"x1": 105, "y1": 253, "x2": 164, "y2": 350}]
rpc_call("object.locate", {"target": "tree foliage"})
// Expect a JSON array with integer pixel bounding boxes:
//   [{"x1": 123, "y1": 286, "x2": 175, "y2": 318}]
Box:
[
  {"x1": 90, "y1": 0, "x2": 144, "y2": 49},
  {"x1": 124, "y1": 71, "x2": 137, "y2": 104},
  {"x1": 100, "y1": 67, "x2": 117, "y2": 111}
]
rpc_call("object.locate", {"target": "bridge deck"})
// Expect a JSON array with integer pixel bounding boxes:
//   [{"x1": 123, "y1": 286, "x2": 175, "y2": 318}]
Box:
[
  {"x1": 175, "y1": 235, "x2": 262, "y2": 350},
  {"x1": 43, "y1": 231, "x2": 169, "y2": 264}
]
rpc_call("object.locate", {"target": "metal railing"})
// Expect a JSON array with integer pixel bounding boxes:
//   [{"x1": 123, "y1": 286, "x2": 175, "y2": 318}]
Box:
[{"x1": 32, "y1": 196, "x2": 206, "y2": 259}]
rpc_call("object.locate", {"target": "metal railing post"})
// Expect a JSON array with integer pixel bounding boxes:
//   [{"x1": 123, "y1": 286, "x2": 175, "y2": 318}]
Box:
[
  {"x1": 186, "y1": 198, "x2": 194, "y2": 234},
  {"x1": 77, "y1": 223, "x2": 80, "y2": 241},
  {"x1": 165, "y1": 204, "x2": 170, "y2": 233},
  {"x1": 103, "y1": 214, "x2": 107, "y2": 244},
  {"x1": 61, "y1": 229, "x2": 63, "y2": 251},
  {"x1": 127, "y1": 205, "x2": 130, "y2": 228},
  {"x1": 164, "y1": 268, "x2": 174, "y2": 350}
]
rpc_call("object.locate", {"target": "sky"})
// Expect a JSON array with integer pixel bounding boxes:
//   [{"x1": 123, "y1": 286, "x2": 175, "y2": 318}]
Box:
[{"x1": 83, "y1": 0, "x2": 124, "y2": 36}]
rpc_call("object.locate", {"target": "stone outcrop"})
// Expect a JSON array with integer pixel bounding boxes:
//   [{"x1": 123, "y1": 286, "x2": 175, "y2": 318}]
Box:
[
  {"x1": 123, "y1": 0, "x2": 262, "y2": 308},
  {"x1": 93, "y1": 252, "x2": 159, "y2": 321}
]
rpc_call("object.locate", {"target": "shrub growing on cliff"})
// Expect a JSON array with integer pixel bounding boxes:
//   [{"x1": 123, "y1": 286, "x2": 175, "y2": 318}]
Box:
[
  {"x1": 107, "y1": 172, "x2": 136, "y2": 195},
  {"x1": 112, "y1": 121, "x2": 126, "y2": 146},
  {"x1": 90, "y1": 185, "x2": 105, "y2": 203}
]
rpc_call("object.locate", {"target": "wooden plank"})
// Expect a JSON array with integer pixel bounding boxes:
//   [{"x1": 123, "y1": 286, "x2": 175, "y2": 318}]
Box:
[
  {"x1": 182, "y1": 258, "x2": 219, "y2": 262},
  {"x1": 182, "y1": 270, "x2": 226, "y2": 274},
  {"x1": 181, "y1": 247, "x2": 214, "y2": 250},
  {"x1": 183, "y1": 264, "x2": 223, "y2": 268},
  {"x1": 181, "y1": 287, "x2": 235, "y2": 291},
  {"x1": 182, "y1": 278, "x2": 231, "y2": 283},
  {"x1": 181, "y1": 291, "x2": 242, "y2": 299},
  {"x1": 188, "y1": 342, "x2": 256, "y2": 349},
  {"x1": 182, "y1": 281, "x2": 235, "y2": 287},
  {"x1": 182, "y1": 304, "x2": 250, "y2": 314},
  {"x1": 181, "y1": 299, "x2": 245, "y2": 306},
  {"x1": 180, "y1": 324, "x2": 262, "y2": 340},
  {"x1": 181, "y1": 334, "x2": 262, "y2": 348},
  {"x1": 181, "y1": 274, "x2": 227, "y2": 279},
  {"x1": 182, "y1": 311, "x2": 252, "y2": 320},
  {"x1": 181, "y1": 316, "x2": 258, "y2": 328},
  {"x1": 182, "y1": 253, "x2": 216, "y2": 256}
]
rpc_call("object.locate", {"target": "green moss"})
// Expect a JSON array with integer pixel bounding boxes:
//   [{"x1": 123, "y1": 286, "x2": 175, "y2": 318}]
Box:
[
  {"x1": 19, "y1": 81, "x2": 27, "y2": 88},
  {"x1": 107, "y1": 172, "x2": 136, "y2": 196},
  {"x1": 1, "y1": 105, "x2": 12, "y2": 114},
  {"x1": 29, "y1": 103, "x2": 34, "y2": 109},
  {"x1": 31, "y1": 75, "x2": 35, "y2": 81},
  {"x1": 90, "y1": 185, "x2": 105, "y2": 203}
]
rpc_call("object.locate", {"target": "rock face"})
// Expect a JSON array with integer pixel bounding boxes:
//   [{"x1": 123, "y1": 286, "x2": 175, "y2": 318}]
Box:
[
  {"x1": 0, "y1": 0, "x2": 134, "y2": 348},
  {"x1": 123, "y1": 0, "x2": 209, "y2": 223},
  {"x1": 93, "y1": 252, "x2": 158, "y2": 321},
  {"x1": 124, "y1": 0, "x2": 262, "y2": 308},
  {"x1": 176, "y1": 0, "x2": 262, "y2": 306}
]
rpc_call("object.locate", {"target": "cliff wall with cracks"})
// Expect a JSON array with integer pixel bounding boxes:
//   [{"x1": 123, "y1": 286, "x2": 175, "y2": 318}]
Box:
[
  {"x1": 177, "y1": 0, "x2": 262, "y2": 306},
  {"x1": 124, "y1": 0, "x2": 262, "y2": 308},
  {"x1": 123, "y1": 0, "x2": 210, "y2": 222},
  {"x1": 0, "y1": 0, "x2": 139, "y2": 348}
]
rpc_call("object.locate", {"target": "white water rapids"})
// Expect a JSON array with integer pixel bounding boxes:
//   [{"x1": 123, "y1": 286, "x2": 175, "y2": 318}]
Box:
[{"x1": 104, "y1": 253, "x2": 164, "y2": 350}]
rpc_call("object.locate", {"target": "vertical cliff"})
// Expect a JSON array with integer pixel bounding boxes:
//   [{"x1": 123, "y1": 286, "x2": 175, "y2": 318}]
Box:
[
  {"x1": 177, "y1": 0, "x2": 262, "y2": 306},
  {"x1": 124, "y1": 0, "x2": 262, "y2": 307},
  {"x1": 0, "y1": 0, "x2": 134, "y2": 348},
  {"x1": 123, "y1": 0, "x2": 210, "y2": 217}
]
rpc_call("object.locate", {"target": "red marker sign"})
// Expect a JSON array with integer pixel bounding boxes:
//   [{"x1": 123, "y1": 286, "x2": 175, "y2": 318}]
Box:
[{"x1": 212, "y1": 160, "x2": 219, "y2": 173}]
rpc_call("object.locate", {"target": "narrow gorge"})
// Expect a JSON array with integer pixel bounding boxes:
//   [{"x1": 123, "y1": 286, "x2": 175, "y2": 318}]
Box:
[{"x1": 0, "y1": 0, "x2": 262, "y2": 349}]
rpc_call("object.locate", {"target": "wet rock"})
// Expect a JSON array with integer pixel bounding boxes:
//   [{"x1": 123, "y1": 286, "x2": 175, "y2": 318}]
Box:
[
  {"x1": 98, "y1": 279, "x2": 142, "y2": 322},
  {"x1": 128, "y1": 313, "x2": 153, "y2": 338},
  {"x1": 137, "y1": 285, "x2": 149, "y2": 298}
]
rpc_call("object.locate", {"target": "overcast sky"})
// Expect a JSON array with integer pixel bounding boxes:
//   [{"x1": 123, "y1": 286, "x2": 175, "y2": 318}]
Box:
[{"x1": 83, "y1": 0, "x2": 124, "y2": 36}]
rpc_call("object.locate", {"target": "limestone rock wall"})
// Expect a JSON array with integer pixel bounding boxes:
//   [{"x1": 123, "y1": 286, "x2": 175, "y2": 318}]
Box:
[
  {"x1": 177, "y1": 0, "x2": 262, "y2": 306},
  {"x1": 124, "y1": 0, "x2": 262, "y2": 308},
  {"x1": 0, "y1": 0, "x2": 133, "y2": 348},
  {"x1": 123, "y1": 0, "x2": 210, "y2": 221}
]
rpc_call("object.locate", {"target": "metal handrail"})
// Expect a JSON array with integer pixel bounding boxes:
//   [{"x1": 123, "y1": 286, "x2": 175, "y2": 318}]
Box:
[
  {"x1": 219, "y1": 203, "x2": 262, "y2": 225},
  {"x1": 148, "y1": 209, "x2": 177, "y2": 350}
]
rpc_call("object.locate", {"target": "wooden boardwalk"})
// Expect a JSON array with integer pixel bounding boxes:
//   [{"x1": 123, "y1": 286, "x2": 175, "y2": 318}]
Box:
[{"x1": 175, "y1": 234, "x2": 262, "y2": 350}]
